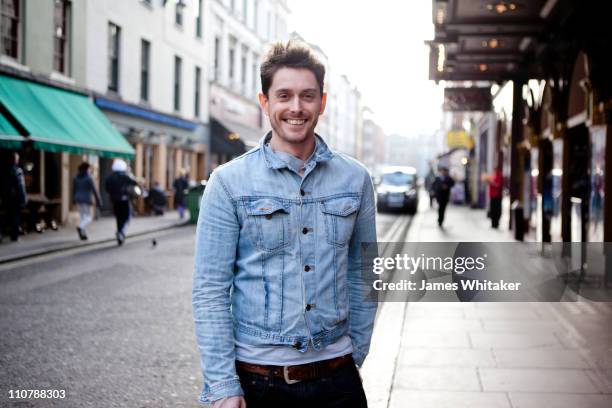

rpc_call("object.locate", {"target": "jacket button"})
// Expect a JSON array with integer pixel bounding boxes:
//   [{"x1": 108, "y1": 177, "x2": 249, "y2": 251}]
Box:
[
  {"x1": 304, "y1": 265, "x2": 311, "y2": 272},
  {"x1": 305, "y1": 304, "x2": 312, "y2": 311},
  {"x1": 302, "y1": 227, "x2": 308, "y2": 234},
  {"x1": 265, "y1": 214, "x2": 272, "y2": 220},
  {"x1": 293, "y1": 341, "x2": 302, "y2": 349},
  {"x1": 300, "y1": 189, "x2": 305, "y2": 196}
]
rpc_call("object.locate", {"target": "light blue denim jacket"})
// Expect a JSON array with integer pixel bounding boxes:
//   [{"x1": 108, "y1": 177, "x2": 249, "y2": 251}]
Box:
[{"x1": 192, "y1": 134, "x2": 378, "y2": 404}]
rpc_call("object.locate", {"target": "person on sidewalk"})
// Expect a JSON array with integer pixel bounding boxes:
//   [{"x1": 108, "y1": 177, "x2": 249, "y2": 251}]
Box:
[
  {"x1": 73, "y1": 162, "x2": 102, "y2": 240},
  {"x1": 148, "y1": 181, "x2": 167, "y2": 216},
  {"x1": 172, "y1": 170, "x2": 189, "y2": 219},
  {"x1": 487, "y1": 166, "x2": 503, "y2": 229},
  {"x1": 2, "y1": 152, "x2": 27, "y2": 242},
  {"x1": 432, "y1": 165, "x2": 454, "y2": 227},
  {"x1": 193, "y1": 40, "x2": 378, "y2": 408},
  {"x1": 424, "y1": 165, "x2": 436, "y2": 208},
  {"x1": 104, "y1": 159, "x2": 137, "y2": 246}
]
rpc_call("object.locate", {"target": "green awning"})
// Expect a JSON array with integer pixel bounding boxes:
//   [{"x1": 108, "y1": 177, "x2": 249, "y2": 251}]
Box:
[
  {"x1": 0, "y1": 75, "x2": 134, "y2": 158},
  {"x1": 0, "y1": 109, "x2": 24, "y2": 149}
]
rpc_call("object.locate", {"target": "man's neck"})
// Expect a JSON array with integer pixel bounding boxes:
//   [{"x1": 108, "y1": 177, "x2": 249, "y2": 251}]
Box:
[{"x1": 269, "y1": 132, "x2": 316, "y2": 161}]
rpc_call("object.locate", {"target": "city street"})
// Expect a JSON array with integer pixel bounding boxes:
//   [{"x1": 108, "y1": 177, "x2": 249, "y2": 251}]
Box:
[{"x1": 0, "y1": 211, "x2": 409, "y2": 407}]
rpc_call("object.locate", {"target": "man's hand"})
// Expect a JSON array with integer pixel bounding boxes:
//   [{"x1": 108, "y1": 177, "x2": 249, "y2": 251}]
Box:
[{"x1": 211, "y1": 396, "x2": 246, "y2": 408}]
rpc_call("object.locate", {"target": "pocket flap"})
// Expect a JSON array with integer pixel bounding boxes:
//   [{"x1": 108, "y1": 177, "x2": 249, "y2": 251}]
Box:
[
  {"x1": 321, "y1": 197, "x2": 360, "y2": 216},
  {"x1": 246, "y1": 198, "x2": 288, "y2": 216}
]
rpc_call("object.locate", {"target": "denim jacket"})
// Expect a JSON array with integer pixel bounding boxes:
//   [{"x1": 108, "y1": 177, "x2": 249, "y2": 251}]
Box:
[{"x1": 192, "y1": 134, "x2": 378, "y2": 404}]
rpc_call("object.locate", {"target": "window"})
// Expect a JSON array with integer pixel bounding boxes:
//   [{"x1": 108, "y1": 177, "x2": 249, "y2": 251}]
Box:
[
  {"x1": 53, "y1": 1, "x2": 71, "y2": 74},
  {"x1": 252, "y1": 53, "x2": 259, "y2": 92},
  {"x1": 214, "y1": 37, "x2": 220, "y2": 81},
  {"x1": 175, "y1": 0, "x2": 184, "y2": 26},
  {"x1": 194, "y1": 66, "x2": 201, "y2": 118},
  {"x1": 228, "y1": 37, "x2": 236, "y2": 81},
  {"x1": 195, "y1": 0, "x2": 203, "y2": 38},
  {"x1": 174, "y1": 55, "x2": 182, "y2": 111},
  {"x1": 241, "y1": 46, "x2": 247, "y2": 91},
  {"x1": 252, "y1": 0, "x2": 258, "y2": 31},
  {"x1": 140, "y1": 39, "x2": 150, "y2": 102},
  {"x1": 107, "y1": 22, "x2": 121, "y2": 92},
  {"x1": 1, "y1": 0, "x2": 20, "y2": 59},
  {"x1": 242, "y1": 0, "x2": 247, "y2": 21}
]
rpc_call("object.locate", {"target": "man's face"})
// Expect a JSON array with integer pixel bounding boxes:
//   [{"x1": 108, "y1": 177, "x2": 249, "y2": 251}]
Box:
[{"x1": 259, "y1": 67, "x2": 326, "y2": 145}]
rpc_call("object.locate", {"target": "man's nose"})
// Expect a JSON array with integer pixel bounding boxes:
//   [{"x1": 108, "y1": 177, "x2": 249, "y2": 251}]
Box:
[{"x1": 289, "y1": 96, "x2": 302, "y2": 112}]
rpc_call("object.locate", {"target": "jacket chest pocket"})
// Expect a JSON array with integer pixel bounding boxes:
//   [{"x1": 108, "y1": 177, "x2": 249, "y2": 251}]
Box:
[
  {"x1": 245, "y1": 199, "x2": 291, "y2": 252},
  {"x1": 320, "y1": 197, "x2": 360, "y2": 247}
]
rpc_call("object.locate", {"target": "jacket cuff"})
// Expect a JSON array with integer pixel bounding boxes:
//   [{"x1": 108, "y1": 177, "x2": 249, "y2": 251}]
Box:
[
  {"x1": 352, "y1": 351, "x2": 366, "y2": 367},
  {"x1": 199, "y1": 377, "x2": 244, "y2": 405}
]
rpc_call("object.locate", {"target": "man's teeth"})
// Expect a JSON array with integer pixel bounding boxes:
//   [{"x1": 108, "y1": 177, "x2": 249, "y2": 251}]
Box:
[{"x1": 286, "y1": 119, "x2": 305, "y2": 125}]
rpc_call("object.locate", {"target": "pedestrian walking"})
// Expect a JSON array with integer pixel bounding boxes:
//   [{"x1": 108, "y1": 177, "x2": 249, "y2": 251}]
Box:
[
  {"x1": 432, "y1": 165, "x2": 454, "y2": 227},
  {"x1": 172, "y1": 170, "x2": 189, "y2": 219},
  {"x1": 104, "y1": 159, "x2": 138, "y2": 246},
  {"x1": 487, "y1": 166, "x2": 503, "y2": 229},
  {"x1": 73, "y1": 162, "x2": 102, "y2": 240},
  {"x1": 425, "y1": 166, "x2": 436, "y2": 208},
  {"x1": 193, "y1": 40, "x2": 378, "y2": 408},
  {"x1": 2, "y1": 152, "x2": 27, "y2": 241}
]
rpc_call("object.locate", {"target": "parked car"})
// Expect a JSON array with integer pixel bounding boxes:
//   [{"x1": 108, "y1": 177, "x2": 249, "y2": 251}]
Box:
[{"x1": 375, "y1": 167, "x2": 419, "y2": 214}]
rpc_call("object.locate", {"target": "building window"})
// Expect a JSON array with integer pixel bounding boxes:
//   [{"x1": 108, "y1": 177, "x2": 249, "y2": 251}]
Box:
[
  {"x1": 230, "y1": 0, "x2": 235, "y2": 12},
  {"x1": 175, "y1": 0, "x2": 184, "y2": 26},
  {"x1": 229, "y1": 37, "x2": 236, "y2": 82},
  {"x1": 174, "y1": 55, "x2": 182, "y2": 111},
  {"x1": 214, "y1": 37, "x2": 220, "y2": 81},
  {"x1": 252, "y1": 54, "x2": 259, "y2": 93},
  {"x1": 53, "y1": 0, "x2": 71, "y2": 74},
  {"x1": 195, "y1": 0, "x2": 203, "y2": 38},
  {"x1": 1, "y1": 0, "x2": 20, "y2": 60},
  {"x1": 241, "y1": 46, "x2": 247, "y2": 92},
  {"x1": 194, "y1": 66, "x2": 201, "y2": 118},
  {"x1": 252, "y1": 0, "x2": 258, "y2": 31},
  {"x1": 107, "y1": 22, "x2": 121, "y2": 92},
  {"x1": 140, "y1": 39, "x2": 150, "y2": 102},
  {"x1": 242, "y1": 0, "x2": 247, "y2": 21}
]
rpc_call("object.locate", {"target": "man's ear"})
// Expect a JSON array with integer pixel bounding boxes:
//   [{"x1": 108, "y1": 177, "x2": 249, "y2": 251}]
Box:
[
  {"x1": 319, "y1": 92, "x2": 327, "y2": 115},
  {"x1": 258, "y1": 92, "x2": 269, "y2": 116}
]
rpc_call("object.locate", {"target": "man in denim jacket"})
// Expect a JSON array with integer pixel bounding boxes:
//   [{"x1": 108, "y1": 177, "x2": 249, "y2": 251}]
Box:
[{"x1": 193, "y1": 40, "x2": 378, "y2": 408}]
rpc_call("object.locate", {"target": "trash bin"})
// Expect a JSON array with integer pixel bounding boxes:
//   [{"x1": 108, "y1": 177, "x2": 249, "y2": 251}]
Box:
[
  {"x1": 511, "y1": 200, "x2": 524, "y2": 241},
  {"x1": 186, "y1": 181, "x2": 207, "y2": 224}
]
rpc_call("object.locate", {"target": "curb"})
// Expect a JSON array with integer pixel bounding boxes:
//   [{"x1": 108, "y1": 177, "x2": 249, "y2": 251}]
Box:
[{"x1": 0, "y1": 221, "x2": 190, "y2": 265}]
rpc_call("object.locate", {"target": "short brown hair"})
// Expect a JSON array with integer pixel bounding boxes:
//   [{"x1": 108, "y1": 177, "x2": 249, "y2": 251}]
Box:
[{"x1": 260, "y1": 40, "x2": 325, "y2": 97}]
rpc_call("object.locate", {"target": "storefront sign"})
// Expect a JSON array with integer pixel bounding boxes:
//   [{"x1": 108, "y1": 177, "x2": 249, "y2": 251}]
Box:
[{"x1": 444, "y1": 87, "x2": 492, "y2": 112}]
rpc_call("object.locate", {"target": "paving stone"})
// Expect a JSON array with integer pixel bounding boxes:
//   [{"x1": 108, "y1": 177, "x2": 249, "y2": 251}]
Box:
[
  {"x1": 403, "y1": 317, "x2": 483, "y2": 332},
  {"x1": 392, "y1": 367, "x2": 481, "y2": 391},
  {"x1": 470, "y1": 333, "x2": 562, "y2": 349},
  {"x1": 508, "y1": 392, "x2": 612, "y2": 408},
  {"x1": 493, "y1": 349, "x2": 592, "y2": 369},
  {"x1": 480, "y1": 368, "x2": 599, "y2": 393},
  {"x1": 400, "y1": 348, "x2": 496, "y2": 368},
  {"x1": 399, "y1": 331, "x2": 471, "y2": 348},
  {"x1": 482, "y1": 320, "x2": 563, "y2": 334},
  {"x1": 464, "y1": 308, "x2": 542, "y2": 320},
  {"x1": 389, "y1": 390, "x2": 511, "y2": 408}
]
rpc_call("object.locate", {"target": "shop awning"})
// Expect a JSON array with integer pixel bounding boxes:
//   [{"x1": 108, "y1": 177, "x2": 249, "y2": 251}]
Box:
[
  {"x1": 0, "y1": 109, "x2": 24, "y2": 149},
  {"x1": 0, "y1": 75, "x2": 134, "y2": 158},
  {"x1": 210, "y1": 118, "x2": 248, "y2": 157}
]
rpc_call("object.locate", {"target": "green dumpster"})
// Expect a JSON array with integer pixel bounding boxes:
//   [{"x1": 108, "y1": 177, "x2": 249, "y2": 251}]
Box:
[{"x1": 186, "y1": 181, "x2": 207, "y2": 224}]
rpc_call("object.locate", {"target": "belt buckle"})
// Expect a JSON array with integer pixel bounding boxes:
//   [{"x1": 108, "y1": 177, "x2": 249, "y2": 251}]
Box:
[{"x1": 283, "y1": 366, "x2": 301, "y2": 385}]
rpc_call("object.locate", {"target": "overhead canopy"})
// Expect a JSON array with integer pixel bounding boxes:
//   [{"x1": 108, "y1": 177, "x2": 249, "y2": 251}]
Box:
[
  {"x1": 0, "y1": 109, "x2": 24, "y2": 149},
  {"x1": 210, "y1": 118, "x2": 248, "y2": 157},
  {"x1": 0, "y1": 75, "x2": 134, "y2": 158}
]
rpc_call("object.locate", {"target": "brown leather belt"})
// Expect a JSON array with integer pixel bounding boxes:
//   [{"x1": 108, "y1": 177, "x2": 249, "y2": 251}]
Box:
[{"x1": 236, "y1": 354, "x2": 353, "y2": 384}]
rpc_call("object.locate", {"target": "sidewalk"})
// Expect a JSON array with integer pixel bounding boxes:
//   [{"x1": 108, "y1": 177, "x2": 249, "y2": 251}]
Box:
[
  {"x1": 362, "y1": 200, "x2": 612, "y2": 408},
  {"x1": 0, "y1": 211, "x2": 189, "y2": 264}
]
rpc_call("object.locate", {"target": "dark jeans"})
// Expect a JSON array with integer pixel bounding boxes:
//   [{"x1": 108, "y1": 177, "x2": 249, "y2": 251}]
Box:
[
  {"x1": 5, "y1": 205, "x2": 21, "y2": 240},
  {"x1": 113, "y1": 201, "x2": 131, "y2": 235},
  {"x1": 238, "y1": 360, "x2": 368, "y2": 408},
  {"x1": 437, "y1": 199, "x2": 448, "y2": 226},
  {"x1": 490, "y1": 197, "x2": 502, "y2": 228}
]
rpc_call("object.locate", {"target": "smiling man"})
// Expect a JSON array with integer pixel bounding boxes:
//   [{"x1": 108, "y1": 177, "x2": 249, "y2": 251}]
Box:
[{"x1": 193, "y1": 40, "x2": 378, "y2": 408}]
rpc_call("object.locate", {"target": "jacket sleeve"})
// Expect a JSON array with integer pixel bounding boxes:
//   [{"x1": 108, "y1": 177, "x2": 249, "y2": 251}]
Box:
[
  {"x1": 192, "y1": 171, "x2": 243, "y2": 404},
  {"x1": 347, "y1": 171, "x2": 379, "y2": 367}
]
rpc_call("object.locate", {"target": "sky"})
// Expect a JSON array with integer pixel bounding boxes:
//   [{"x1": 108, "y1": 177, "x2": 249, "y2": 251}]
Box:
[{"x1": 287, "y1": 0, "x2": 444, "y2": 137}]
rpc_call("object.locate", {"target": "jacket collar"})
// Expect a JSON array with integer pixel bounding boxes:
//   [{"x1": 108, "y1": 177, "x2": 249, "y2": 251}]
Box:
[{"x1": 260, "y1": 131, "x2": 334, "y2": 170}]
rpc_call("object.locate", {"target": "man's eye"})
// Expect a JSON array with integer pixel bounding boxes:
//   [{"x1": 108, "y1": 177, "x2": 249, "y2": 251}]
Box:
[
  {"x1": 277, "y1": 94, "x2": 288, "y2": 99},
  {"x1": 303, "y1": 94, "x2": 314, "y2": 100}
]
